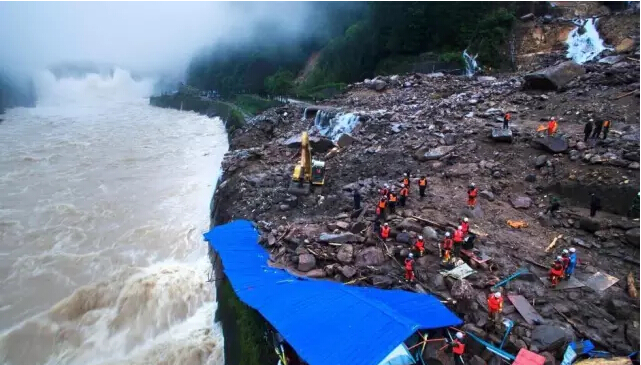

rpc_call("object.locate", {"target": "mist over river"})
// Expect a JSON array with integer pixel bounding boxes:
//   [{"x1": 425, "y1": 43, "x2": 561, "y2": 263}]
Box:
[{"x1": 0, "y1": 69, "x2": 228, "y2": 365}]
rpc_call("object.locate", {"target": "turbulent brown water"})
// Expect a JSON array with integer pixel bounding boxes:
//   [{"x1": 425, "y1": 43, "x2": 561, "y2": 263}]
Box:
[{"x1": 0, "y1": 69, "x2": 228, "y2": 365}]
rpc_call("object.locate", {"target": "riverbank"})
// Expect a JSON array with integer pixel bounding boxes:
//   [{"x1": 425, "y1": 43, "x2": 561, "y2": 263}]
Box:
[{"x1": 206, "y1": 50, "x2": 640, "y2": 363}]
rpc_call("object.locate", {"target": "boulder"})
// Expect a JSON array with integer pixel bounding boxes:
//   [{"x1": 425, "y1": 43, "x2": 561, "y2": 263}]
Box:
[
  {"x1": 533, "y1": 136, "x2": 569, "y2": 153},
  {"x1": 306, "y1": 269, "x2": 326, "y2": 278},
  {"x1": 283, "y1": 135, "x2": 336, "y2": 153},
  {"x1": 607, "y1": 298, "x2": 636, "y2": 319},
  {"x1": 444, "y1": 133, "x2": 457, "y2": 146},
  {"x1": 422, "y1": 226, "x2": 438, "y2": 240},
  {"x1": 625, "y1": 228, "x2": 640, "y2": 245},
  {"x1": 415, "y1": 145, "x2": 455, "y2": 161},
  {"x1": 491, "y1": 128, "x2": 513, "y2": 143},
  {"x1": 525, "y1": 174, "x2": 537, "y2": 182},
  {"x1": 399, "y1": 218, "x2": 423, "y2": 233},
  {"x1": 626, "y1": 322, "x2": 640, "y2": 348},
  {"x1": 616, "y1": 38, "x2": 635, "y2": 53},
  {"x1": 368, "y1": 79, "x2": 387, "y2": 91},
  {"x1": 339, "y1": 266, "x2": 357, "y2": 279},
  {"x1": 576, "y1": 141, "x2": 587, "y2": 151},
  {"x1": 445, "y1": 163, "x2": 479, "y2": 178},
  {"x1": 450, "y1": 279, "x2": 475, "y2": 302},
  {"x1": 511, "y1": 196, "x2": 532, "y2": 209},
  {"x1": 579, "y1": 217, "x2": 601, "y2": 233},
  {"x1": 479, "y1": 190, "x2": 495, "y2": 201},
  {"x1": 319, "y1": 232, "x2": 363, "y2": 243},
  {"x1": 535, "y1": 154, "x2": 548, "y2": 168},
  {"x1": 336, "y1": 244, "x2": 354, "y2": 263},
  {"x1": 531, "y1": 324, "x2": 575, "y2": 351},
  {"x1": 431, "y1": 274, "x2": 447, "y2": 290},
  {"x1": 336, "y1": 133, "x2": 357, "y2": 148},
  {"x1": 298, "y1": 254, "x2": 316, "y2": 272},
  {"x1": 524, "y1": 61, "x2": 586, "y2": 90},
  {"x1": 355, "y1": 247, "x2": 386, "y2": 267},
  {"x1": 396, "y1": 232, "x2": 411, "y2": 244},
  {"x1": 372, "y1": 275, "x2": 395, "y2": 288}
]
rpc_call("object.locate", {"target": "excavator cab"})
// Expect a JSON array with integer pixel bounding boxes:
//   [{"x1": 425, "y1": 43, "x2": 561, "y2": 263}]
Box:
[{"x1": 289, "y1": 131, "x2": 326, "y2": 195}]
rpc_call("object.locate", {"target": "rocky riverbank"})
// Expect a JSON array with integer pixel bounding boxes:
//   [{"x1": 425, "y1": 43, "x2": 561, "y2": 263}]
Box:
[{"x1": 209, "y1": 51, "x2": 640, "y2": 364}]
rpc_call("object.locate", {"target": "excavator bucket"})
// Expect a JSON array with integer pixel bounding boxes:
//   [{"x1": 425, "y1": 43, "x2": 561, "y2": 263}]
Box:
[{"x1": 288, "y1": 180, "x2": 311, "y2": 196}]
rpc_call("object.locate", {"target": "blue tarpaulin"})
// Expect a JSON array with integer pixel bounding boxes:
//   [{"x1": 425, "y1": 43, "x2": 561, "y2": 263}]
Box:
[{"x1": 204, "y1": 220, "x2": 462, "y2": 365}]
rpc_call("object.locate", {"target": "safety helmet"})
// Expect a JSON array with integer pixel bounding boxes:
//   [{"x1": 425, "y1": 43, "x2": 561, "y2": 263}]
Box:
[
  {"x1": 445, "y1": 232, "x2": 451, "y2": 237},
  {"x1": 463, "y1": 217, "x2": 468, "y2": 222},
  {"x1": 409, "y1": 253, "x2": 414, "y2": 258},
  {"x1": 456, "y1": 332, "x2": 464, "y2": 340},
  {"x1": 418, "y1": 235, "x2": 423, "y2": 240},
  {"x1": 385, "y1": 184, "x2": 389, "y2": 188},
  {"x1": 562, "y1": 249, "x2": 569, "y2": 254},
  {"x1": 404, "y1": 173, "x2": 408, "y2": 176},
  {"x1": 494, "y1": 292, "x2": 501, "y2": 298},
  {"x1": 556, "y1": 256, "x2": 562, "y2": 261},
  {"x1": 590, "y1": 119, "x2": 594, "y2": 122},
  {"x1": 457, "y1": 225, "x2": 462, "y2": 230},
  {"x1": 569, "y1": 247, "x2": 576, "y2": 253},
  {"x1": 470, "y1": 182, "x2": 476, "y2": 187},
  {"x1": 384, "y1": 223, "x2": 389, "y2": 226}
]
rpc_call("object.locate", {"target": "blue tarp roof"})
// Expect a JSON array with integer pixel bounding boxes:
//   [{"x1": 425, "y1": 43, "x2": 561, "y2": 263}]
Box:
[{"x1": 204, "y1": 220, "x2": 462, "y2": 365}]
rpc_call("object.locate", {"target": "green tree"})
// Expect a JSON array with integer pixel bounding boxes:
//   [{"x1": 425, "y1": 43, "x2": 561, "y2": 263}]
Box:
[{"x1": 264, "y1": 69, "x2": 295, "y2": 98}]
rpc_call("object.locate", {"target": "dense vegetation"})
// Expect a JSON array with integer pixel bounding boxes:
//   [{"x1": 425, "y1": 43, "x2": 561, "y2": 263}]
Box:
[{"x1": 187, "y1": 2, "x2": 529, "y2": 100}]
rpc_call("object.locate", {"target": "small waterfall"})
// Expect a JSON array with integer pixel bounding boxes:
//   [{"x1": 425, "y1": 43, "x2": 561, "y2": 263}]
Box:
[
  {"x1": 463, "y1": 49, "x2": 479, "y2": 77},
  {"x1": 301, "y1": 107, "x2": 309, "y2": 121},
  {"x1": 313, "y1": 111, "x2": 359, "y2": 141},
  {"x1": 566, "y1": 18, "x2": 608, "y2": 64}
]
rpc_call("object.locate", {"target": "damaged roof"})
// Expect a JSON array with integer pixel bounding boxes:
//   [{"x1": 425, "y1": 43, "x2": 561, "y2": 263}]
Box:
[{"x1": 204, "y1": 219, "x2": 462, "y2": 365}]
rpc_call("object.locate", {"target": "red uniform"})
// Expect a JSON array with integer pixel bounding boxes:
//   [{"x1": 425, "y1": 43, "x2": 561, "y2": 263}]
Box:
[
  {"x1": 381, "y1": 188, "x2": 390, "y2": 197},
  {"x1": 487, "y1": 295, "x2": 504, "y2": 314},
  {"x1": 467, "y1": 188, "x2": 478, "y2": 208},
  {"x1": 549, "y1": 261, "x2": 564, "y2": 286},
  {"x1": 404, "y1": 258, "x2": 415, "y2": 281},
  {"x1": 561, "y1": 256, "x2": 570, "y2": 272},
  {"x1": 452, "y1": 340, "x2": 465, "y2": 355},
  {"x1": 548, "y1": 120, "x2": 558, "y2": 136},
  {"x1": 461, "y1": 221, "x2": 469, "y2": 236},
  {"x1": 380, "y1": 225, "x2": 390, "y2": 239},
  {"x1": 453, "y1": 229, "x2": 464, "y2": 243},
  {"x1": 441, "y1": 237, "x2": 453, "y2": 260},
  {"x1": 402, "y1": 177, "x2": 410, "y2": 188},
  {"x1": 415, "y1": 239, "x2": 425, "y2": 256}
]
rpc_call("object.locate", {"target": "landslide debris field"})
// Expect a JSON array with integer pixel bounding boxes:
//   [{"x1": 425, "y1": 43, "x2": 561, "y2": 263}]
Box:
[{"x1": 213, "y1": 58, "x2": 640, "y2": 359}]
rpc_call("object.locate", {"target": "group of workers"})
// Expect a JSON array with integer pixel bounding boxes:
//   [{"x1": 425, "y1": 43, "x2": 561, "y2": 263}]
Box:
[
  {"x1": 549, "y1": 247, "x2": 579, "y2": 287},
  {"x1": 584, "y1": 119, "x2": 612, "y2": 141}
]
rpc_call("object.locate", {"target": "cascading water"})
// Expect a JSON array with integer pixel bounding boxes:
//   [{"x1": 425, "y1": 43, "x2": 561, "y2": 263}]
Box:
[
  {"x1": 566, "y1": 18, "x2": 608, "y2": 64},
  {"x1": 463, "y1": 49, "x2": 479, "y2": 77},
  {"x1": 313, "y1": 110, "x2": 359, "y2": 141}
]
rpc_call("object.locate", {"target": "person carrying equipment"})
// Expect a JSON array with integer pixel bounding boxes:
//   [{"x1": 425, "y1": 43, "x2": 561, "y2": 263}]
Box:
[
  {"x1": 399, "y1": 186, "x2": 409, "y2": 207},
  {"x1": 549, "y1": 256, "x2": 564, "y2": 287},
  {"x1": 453, "y1": 226, "x2": 464, "y2": 258},
  {"x1": 415, "y1": 235, "x2": 425, "y2": 256},
  {"x1": 404, "y1": 253, "x2": 415, "y2": 282},
  {"x1": 503, "y1": 112, "x2": 511, "y2": 129},
  {"x1": 380, "y1": 223, "x2": 391, "y2": 240},
  {"x1": 440, "y1": 232, "x2": 453, "y2": 262},
  {"x1": 418, "y1": 176, "x2": 427, "y2": 198},
  {"x1": 461, "y1": 217, "x2": 470, "y2": 236},
  {"x1": 467, "y1": 183, "x2": 478, "y2": 209},
  {"x1": 487, "y1": 292, "x2": 504, "y2": 323},
  {"x1": 388, "y1": 190, "x2": 398, "y2": 214}
]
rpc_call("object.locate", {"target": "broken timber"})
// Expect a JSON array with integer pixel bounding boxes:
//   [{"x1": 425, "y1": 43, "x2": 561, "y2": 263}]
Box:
[
  {"x1": 627, "y1": 272, "x2": 637, "y2": 298},
  {"x1": 508, "y1": 294, "x2": 544, "y2": 325},
  {"x1": 544, "y1": 234, "x2": 563, "y2": 252}
]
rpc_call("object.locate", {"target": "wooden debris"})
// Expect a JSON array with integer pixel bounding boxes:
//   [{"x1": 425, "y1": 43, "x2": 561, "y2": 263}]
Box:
[
  {"x1": 613, "y1": 90, "x2": 637, "y2": 100},
  {"x1": 627, "y1": 272, "x2": 637, "y2": 298},
  {"x1": 544, "y1": 234, "x2": 563, "y2": 252}
]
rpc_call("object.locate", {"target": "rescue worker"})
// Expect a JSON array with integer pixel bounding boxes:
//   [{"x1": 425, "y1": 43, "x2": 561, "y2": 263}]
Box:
[
  {"x1": 566, "y1": 247, "x2": 578, "y2": 279},
  {"x1": 467, "y1": 183, "x2": 478, "y2": 209},
  {"x1": 602, "y1": 120, "x2": 611, "y2": 140},
  {"x1": 378, "y1": 196, "x2": 387, "y2": 221},
  {"x1": 381, "y1": 184, "x2": 390, "y2": 198},
  {"x1": 404, "y1": 253, "x2": 415, "y2": 282},
  {"x1": 402, "y1": 173, "x2": 410, "y2": 190},
  {"x1": 584, "y1": 119, "x2": 594, "y2": 142},
  {"x1": 549, "y1": 256, "x2": 564, "y2": 287},
  {"x1": 453, "y1": 226, "x2": 464, "y2": 258},
  {"x1": 353, "y1": 189, "x2": 361, "y2": 210},
  {"x1": 561, "y1": 249, "x2": 570, "y2": 279},
  {"x1": 380, "y1": 222, "x2": 391, "y2": 240},
  {"x1": 461, "y1": 217, "x2": 470, "y2": 236},
  {"x1": 418, "y1": 176, "x2": 427, "y2": 198},
  {"x1": 399, "y1": 186, "x2": 409, "y2": 207},
  {"x1": 544, "y1": 195, "x2": 560, "y2": 216},
  {"x1": 388, "y1": 190, "x2": 398, "y2": 214},
  {"x1": 440, "y1": 232, "x2": 453, "y2": 262},
  {"x1": 415, "y1": 235, "x2": 425, "y2": 256},
  {"x1": 503, "y1": 112, "x2": 511, "y2": 129},
  {"x1": 591, "y1": 119, "x2": 603, "y2": 139},
  {"x1": 547, "y1": 117, "x2": 558, "y2": 136},
  {"x1": 590, "y1": 193, "x2": 601, "y2": 217},
  {"x1": 487, "y1": 292, "x2": 503, "y2": 323},
  {"x1": 449, "y1": 332, "x2": 466, "y2": 365}
]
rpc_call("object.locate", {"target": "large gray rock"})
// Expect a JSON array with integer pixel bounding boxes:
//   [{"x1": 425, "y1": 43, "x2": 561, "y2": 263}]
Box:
[
  {"x1": 533, "y1": 136, "x2": 569, "y2": 153},
  {"x1": 336, "y1": 244, "x2": 354, "y2": 263},
  {"x1": 422, "y1": 226, "x2": 438, "y2": 240},
  {"x1": 625, "y1": 228, "x2": 640, "y2": 246},
  {"x1": 444, "y1": 133, "x2": 457, "y2": 146},
  {"x1": 283, "y1": 135, "x2": 336, "y2": 153},
  {"x1": 339, "y1": 265, "x2": 357, "y2": 279},
  {"x1": 336, "y1": 133, "x2": 357, "y2": 148},
  {"x1": 531, "y1": 324, "x2": 575, "y2": 351},
  {"x1": 535, "y1": 154, "x2": 548, "y2": 168},
  {"x1": 298, "y1": 254, "x2": 316, "y2": 272},
  {"x1": 372, "y1": 275, "x2": 395, "y2": 288},
  {"x1": 511, "y1": 196, "x2": 532, "y2": 209},
  {"x1": 399, "y1": 218, "x2": 423, "y2": 233},
  {"x1": 450, "y1": 279, "x2": 475, "y2": 302},
  {"x1": 445, "y1": 163, "x2": 479, "y2": 178},
  {"x1": 319, "y1": 232, "x2": 363, "y2": 243},
  {"x1": 491, "y1": 128, "x2": 513, "y2": 143},
  {"x1": 415, "y1": 145, "x2": 455, "y2": 161},
  {"x1": 355, "y1": 247, "x2": 386, "y2": 267},
  {"x1": 579, "y1": 217, "x2": 601, "y2": 233},
  {"x1": 524, "y1": 61, "x2": 586, "y2": 90},
  {"x1": 479, "y1": 190, "x2": 495, "y2": 201},
  {"x1": 396, "y1": 232, "x2": 411, "y2": 244}
]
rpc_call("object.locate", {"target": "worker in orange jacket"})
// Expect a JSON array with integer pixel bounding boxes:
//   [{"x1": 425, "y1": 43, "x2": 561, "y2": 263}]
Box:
[
  {"x1": 549, "y1": 256, "x2": 564, "y2": 287},
  {"x1": 460, "y1": 217, "x2": 470, "y2": 236},
  {"x1": 453, "y1": 226, "x2": 464, "y2": 258},
  {"x1": 602, "y1": 120, "x2": 611, "y2": 140},
  {"x1": 448, "y1": 332, "x2": 466, "y2": 365},
  {"x1": 467, "y1": 183, "x2": 478, "y2": 209},
  {"x1": 418, "y1": 176, "x2": 427, "y2": 198},
  {"x1": 399, "y1": 186, "x2": 409, "y2": 207},
  {"x1": 404, "y1": 253, "x2": 415, "y2": 282},
  {"x1": 388, "y1": 190, "x2": 398, "y2": 214},
  {"x1": 415, "y1": 235, "x2": 425, "y2": 256},
  {"x1": 402, "y1": 173, "x2": 410, "y2": 190},
  {"x1": 487, "y1": 292, "x2": 504, "y2": 323},
  {"x1": 440, "y1": 232, "x2": 453, "y2": 262},
  {"x1": 380, "y1": 223, "x2": 391, "y2": 240},
  {"x1": 377, "y1": 197, "x2": 387, "y2": 221},
  {"x1": 503, "y1": 112, "x2": 511, "y2": 129},
  {"x1": 547, "y1": 117, "x2": 558, "y2": 136}
]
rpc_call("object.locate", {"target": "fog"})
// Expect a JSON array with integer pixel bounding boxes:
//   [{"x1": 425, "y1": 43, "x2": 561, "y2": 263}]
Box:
[{"x1": 0, "y1": 2, "x2": 346, "y2": 77}]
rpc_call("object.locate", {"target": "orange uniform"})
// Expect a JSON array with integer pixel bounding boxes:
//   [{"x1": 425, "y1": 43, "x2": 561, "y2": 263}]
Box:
[
  {"x1": 549, "y1": 261, "x2": 564, "y2": 286},
  {"x1": 415, "y1": 239, "x2": 425, "y2": 256},
  {"x1": 487, "y1": 295, "x2": 504, "y2": 314},
  {"x1": 467, "y1": 187, "x2": 478, "y2": 208},
  {"x1": 380, "y1": 225, "x2": 390, "y2": 239},
  {"x1": 461, "y1": 221, "x2": 469, "y2": 236},
  {"x1": 548, "y1": 119, "x2": 558, "y2": 135}
]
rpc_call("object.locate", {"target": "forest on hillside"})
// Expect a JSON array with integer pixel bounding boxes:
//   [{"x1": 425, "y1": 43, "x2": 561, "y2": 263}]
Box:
[{"x1": 186, "y1": 2, "x2": 546, "y2": 99}]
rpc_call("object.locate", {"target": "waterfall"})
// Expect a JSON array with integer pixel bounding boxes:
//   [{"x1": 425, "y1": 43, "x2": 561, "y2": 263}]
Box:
[
  {"x1": 313, "y1": 110, "x2": 359, "y2": 141},
  {"x1": 566, "y1": 18, "x2": 608, "y2": 64},
  {"x1": 301, "y1": 107, "x2": 309, "y2": 121},
  {"x1": 463, "y1": 49, "x2": 479, "y2": 77}
]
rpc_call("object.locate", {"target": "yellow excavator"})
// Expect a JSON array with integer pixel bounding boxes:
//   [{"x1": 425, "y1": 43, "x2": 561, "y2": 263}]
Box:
[{"x1": 289, "y1": 131, "x2": 326, "y2": 195}]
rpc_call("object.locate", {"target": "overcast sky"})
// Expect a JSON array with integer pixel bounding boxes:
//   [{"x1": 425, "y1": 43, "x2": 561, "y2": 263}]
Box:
[{"x1": 0, "y1": 2, "x2": 322, "y2": 76}]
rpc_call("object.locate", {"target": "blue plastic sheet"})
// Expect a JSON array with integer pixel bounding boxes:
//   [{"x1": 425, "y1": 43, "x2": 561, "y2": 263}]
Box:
[{"x1": 204, "y1": 220, "x2": 462, "y2": 365}]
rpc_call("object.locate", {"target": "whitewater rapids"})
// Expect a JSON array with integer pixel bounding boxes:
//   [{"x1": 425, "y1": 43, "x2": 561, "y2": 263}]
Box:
[{"x1": 0, "y1": 69, "x2": 228, "y2": 365}]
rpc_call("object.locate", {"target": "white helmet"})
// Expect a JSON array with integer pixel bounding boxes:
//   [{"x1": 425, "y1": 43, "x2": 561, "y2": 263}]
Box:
[
  {"x1": 470, "y1": 182, "x2": 476, "y2": 187},
  {"x1": 458, "y1": 225, "x2": 462, "y2": 230},
  {"x1": 385, "y1": 184, "x2": 389, "y2": 188},
  {"x1": 456, "y1": 332, "x2": 464, "y2": 340},
  {"x1": 404, "y1": 173, "x2": 408, "y2": 177},
  {"x1": 445, "y1": 232, "x2": 451, "y2": 237},
  {"x1": 463, "y1": 217, "x2": 468, "y2": 222},
  {"x1": 590, "y1": 119, "x2": 594, "y2": 122},
  {"x1": 494, "y1": 292, "x2": 501, "y2": 298},
  {"x1": 556, "y1": 256, "x2": 562, "y2": 261},
  {"x1": 409, "y1": 253, "x2": 414, "y2": 258},
  {"x1": 384, "y1": 223, "x2": 389, "y2": 226},
  {"x1": 418, "y1": 235, "x2": 423, "y2": 240},
  {"x1": 569, "y1": 247, "x2": 576, "y2": 253},
  {"x1": 562, "y1": 249, "x2": 569, "y2": 254}
]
